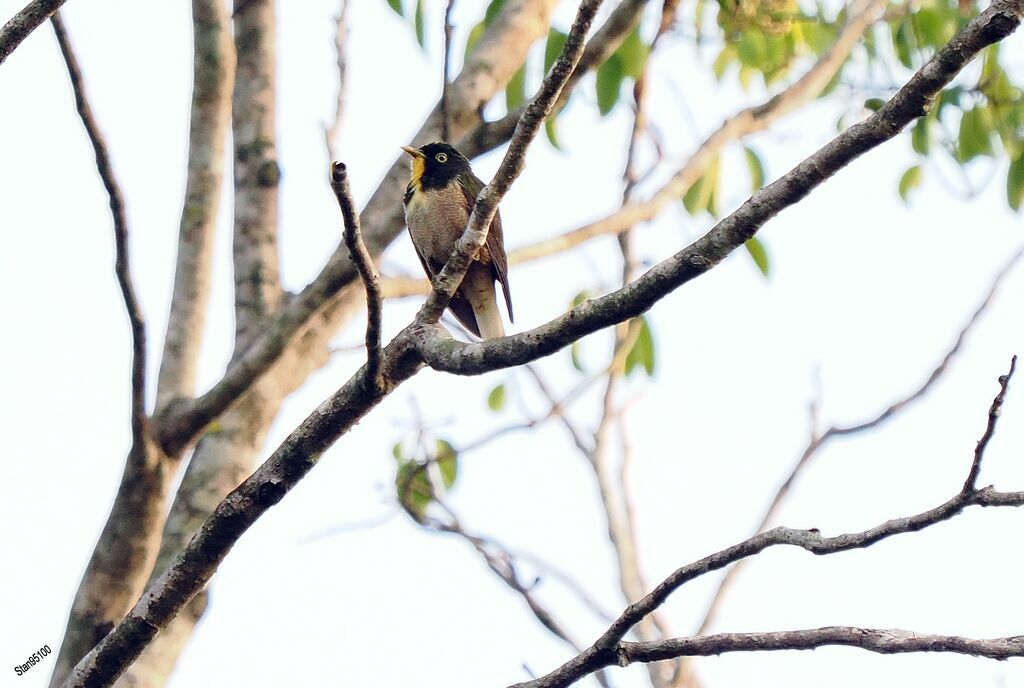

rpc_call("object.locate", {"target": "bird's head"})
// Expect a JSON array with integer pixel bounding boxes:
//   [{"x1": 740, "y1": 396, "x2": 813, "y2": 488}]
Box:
[{"x1": 401, "y1": 142, "x2": 471, "y2": 191}]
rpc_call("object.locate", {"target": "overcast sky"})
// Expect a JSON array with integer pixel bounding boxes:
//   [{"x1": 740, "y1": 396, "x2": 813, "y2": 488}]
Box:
[{"x1": 1, "y1": 1, "x2": 1023, "y2": 687}]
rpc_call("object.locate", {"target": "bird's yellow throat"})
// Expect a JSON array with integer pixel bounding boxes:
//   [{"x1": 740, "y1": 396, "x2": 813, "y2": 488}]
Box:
[{"x1": 409, "y1": 155, "x2": 425, "y2": 192}]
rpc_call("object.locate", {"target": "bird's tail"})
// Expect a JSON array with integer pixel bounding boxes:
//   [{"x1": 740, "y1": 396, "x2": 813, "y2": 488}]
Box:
[{"x1": 463, "y1": 265, "x2": 506, "y2": 340}]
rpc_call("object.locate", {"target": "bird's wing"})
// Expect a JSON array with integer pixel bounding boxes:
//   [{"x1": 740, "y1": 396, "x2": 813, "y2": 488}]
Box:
[
  {"x1": 458, "y1": 173, "x2": 514, "y2": 323},
  {"x1": 407, "y1": 221, "x2": 482, "y2": 338}
]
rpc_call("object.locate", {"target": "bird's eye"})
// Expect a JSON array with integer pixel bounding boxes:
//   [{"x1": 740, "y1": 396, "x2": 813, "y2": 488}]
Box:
[{"x1": 435, "y1": 152, "x2": 448, "y2": 163}]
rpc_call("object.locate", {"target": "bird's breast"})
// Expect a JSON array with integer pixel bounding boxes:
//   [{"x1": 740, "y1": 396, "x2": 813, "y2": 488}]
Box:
[{"x1": 404, "y1": 184, "x2": 471, "y2": 270}]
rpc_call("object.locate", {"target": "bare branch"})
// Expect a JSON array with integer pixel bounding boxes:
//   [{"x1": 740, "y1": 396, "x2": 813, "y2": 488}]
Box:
[
  {"x1": 0, "y1": 0, "x2": 66, "y2": 65},
  {"x1": 441, "y1": 0, "x2": 455, "y2": 142},
  {"x1": 618, "y1": 628, "x2": 1024, "y2": 664},
  {"x1": 156, "y1": 0, "x2": 234, "y2": 405},
  {"x1": 963, "y1": 354, "x2": 1017, "y2": 491},
  {"x1": 510, "y1": 358, "x2": 1023, "y2": 688},
  {"x1": 694, "y1": 249, "x2": 1023, "y2": 636},
  {"x1": 331, "y1": 162, "x2": 383, "y2": 387},
  {"x1": 417, "y1": 0, "x2": 607, "y2": 326},
  {"x1": 52, "y1": 12, "x2": 146, "y2": 441},
  {"x1": 416, "y1": 0, "x2": 1024, "y2": 375},
  {"x1": 324, "y1": 0, "x2": 348, "y2": 161},
  {"x1": 231, "y1": 0, "x2": 282, "y2": 346},
  {"x1": 513, "y1": 483, "x2": 1024, "y2": 688}
]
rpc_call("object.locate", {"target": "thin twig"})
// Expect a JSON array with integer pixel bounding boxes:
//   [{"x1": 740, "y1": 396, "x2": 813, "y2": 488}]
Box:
[
  {"x1": 694, "y1": 250, "x2": 1023, "y2": 636},
  {"x1": 441, "y1": 0, "x2": 455, "y2": 142},
  {"x1": 331, "y1": 162, "x2": 383, "y2": 387},
  {"x1": 52, "y1": 12, "x2": 147, "y2": 442},
  {"x1": 324, "y1": 0, "x2": 349, "y2": 161},
  {"x1": 963, "y1": 355, "x2": 1017, "y2": 492}
]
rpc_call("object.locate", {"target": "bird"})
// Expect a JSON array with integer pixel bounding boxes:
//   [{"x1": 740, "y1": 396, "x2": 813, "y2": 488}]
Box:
[{"x1": 401, "y1": 142, "x2": 513, "y2": 340}]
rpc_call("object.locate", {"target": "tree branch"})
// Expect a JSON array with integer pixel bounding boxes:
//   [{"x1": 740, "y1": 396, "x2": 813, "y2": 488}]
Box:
[
  {"x1": 416, "y1": 0, "x2": 607, "y2": 325},
  {"x1": 0, "y1": 0, "x2": 67, "y2": 65},
  {"x1": 231, "y1": 0, "x2": 282, "y2": 346},
  {"x1": 155, "y1": 0, "x2": 234, "y2": 405},
  {"x1": 331, "y1": 162, "x2": 383, "y2": 387},
  {"x1": 964, "y1": 354, "x2": 1016, "y2": 491},
  {"x1": 512, "y1": 370, "x2": 1023, "y2": 688},
  {"x1": 416, "y1": 0, "x2": 1024, "y2": 375},
  {"x1": 617, "y1": 628, "x2": 1024, "y2": 664},
  {"x1": 693, "y1": 247, "x2": 1023, "y2": 637},
  {"x1": 323, "y1": 0, "x2": 348, "y2": 161},
  {"x1": 508, "y1": 0, "x2": 889, "y2": 266},
  {"x1": 52, "y1": 11, "x2": 146, "y2": 442},
  {"x1": 441, "y1": 0, "x2": 455, "y2": 142}
]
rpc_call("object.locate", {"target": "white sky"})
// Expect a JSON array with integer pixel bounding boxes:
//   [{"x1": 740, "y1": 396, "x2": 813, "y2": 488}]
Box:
[{"x1": 1, "y1": 1, "x2": 1023, "y2": 687}]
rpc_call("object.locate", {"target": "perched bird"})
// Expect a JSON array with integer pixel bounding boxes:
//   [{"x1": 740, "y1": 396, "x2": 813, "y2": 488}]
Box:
[{"x1": 401, "y1": 142, "x2": 513, "y2": 339}]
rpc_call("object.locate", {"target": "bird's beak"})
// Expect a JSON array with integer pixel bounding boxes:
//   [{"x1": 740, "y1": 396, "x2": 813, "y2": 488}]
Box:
[{"x1": 401, "y1": 146, "x2": 425, "y2": 159}]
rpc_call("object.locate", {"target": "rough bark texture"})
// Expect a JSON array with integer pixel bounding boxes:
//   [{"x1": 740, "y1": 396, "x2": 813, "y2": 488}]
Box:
[
  {"x1": 155, "y1": 0, "x2": 234, "y2": 406},
  {"x1": 231, "y1": 0, "x2": 282, "y2": 346},
  {"x1": 0, "y1": 0, "x2": 67, "y2": 65}
]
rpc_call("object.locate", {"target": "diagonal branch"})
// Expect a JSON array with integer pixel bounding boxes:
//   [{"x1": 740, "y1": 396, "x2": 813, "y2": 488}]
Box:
[
  {"x1": 331, "y1": 162, "x2": 383, "y2": 387},
  {"x1": 963, "y1": 354, "x2": 1016, "y2": 491},
  {"x1": 0, "y1": 0, "x2": 67, "y2": 65},
  {"x1": 694, "y1": 248, "x2": 1023, "y2": 636},
  {"x1": 415, "y1": 0, "x2": 1024, "y2": 375},
  {"x1": 52, "y1": 11, "x2": 146, "y2": 442},
  {"x1": 417, "y1": 0, "x2": 607, "y2": 325},
  {"x1": 509, "y1": 0, "x2": 889, "y2": 266}
]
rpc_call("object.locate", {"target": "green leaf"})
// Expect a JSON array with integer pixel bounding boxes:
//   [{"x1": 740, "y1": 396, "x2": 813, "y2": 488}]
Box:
[
  {"x1": 545, "y1": 29, "x2": 568, "y2": 73},
  {"x1": 487, "y1": 384, "x2": 507, "y2": 412},
  {"x1": 545, "y1": 117, "x2": 562, "y2": 149},
  {"x1": 744, "y1": 146, "x2": 765, "y2": 192},
  {"x1": 506, "y1": 65, "x2": 526, "y2": 110},
  {"x1": 1008, "y1": 154, "x2": 1024, "y2": 212},
  {"x1": 958, "y1": 107, "x2": 993, "y2": 162},
  {"x1": 483, "y1": 0, "x2": 505, "y2": 26},
  {"x1": 617, "y1": 27, "x2": 648, "y2": 79},
  {"x1": 414, "y1": 0, "x2": 425, "y2": 48},
  {"x1": 396, "y1": 461, "x2": 432, "y2": 516},
  {"x1": 392, "y1": 441, "x2": 404, "y2": 461},
  {"x1": 464, "y1": 21, "x2": 485, "y2": 59},
  {"x1": 683, "y1": 156, "x2": 720, "y2": 216},
  {"x1": 892, "y1": 21, "x2": 914, "y2": 70},
  {"x1": 386, "y1": 0, "x2": 403, "y2": 17},
  {"x1": 435, "y1": 440, "x2": 458, "y2": 489},
  {"x1": 712, "y1": 45, "x2": 736, "y2": 80},
  {"x1": 911, "y1": 118, "x2": 930, "y2": 155},
  {"x1": 738, "y1": 64, "x2": 757, "y2": 90},
  {"x1": 570, "y1": 340, "x2": 585, "y2": 372},
  {"x1": 744, "y1": 237, "x2": 770, "y2": 277},
  {"x1": 596, "y1": 54, "x2": 624, "y2": 116},
  {"x1": 736, "y1": 29, "x2": 768, "y2": 68},
  {"x1": 898, "y1": 165, "x2": 923, "y2": 202},
  {"x1": 624, "y1": 317, "x2": 655, "y2": 377},
  {"x1": 864, "y1": 97, "x2": 885, "y2": 112}
]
